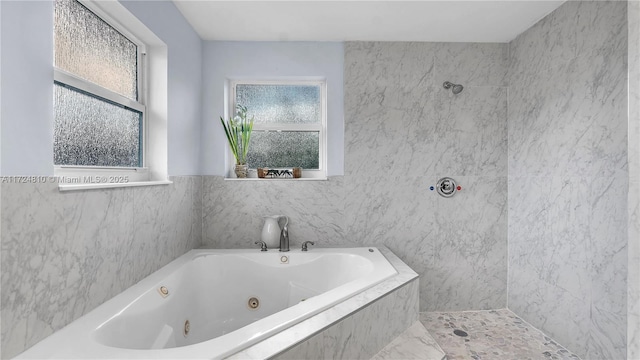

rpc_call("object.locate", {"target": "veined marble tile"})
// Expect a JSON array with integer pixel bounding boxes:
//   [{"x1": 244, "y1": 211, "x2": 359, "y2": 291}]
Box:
[
  {"x1": 274, "y1": 279, "x2": 418, "y2": 360},
  {"x1": 344, "y1": 40, "x2": 508, "y2": 314},
  {"x1": 629, "y1": 181, "x2": 640, "y2": 360},
  {"x1": 202, "y1": 176, "x2": 346, "y2": 249},
  {"x1": 629, "y1": 2, "x2": 640, "y2": 358},
  {"x1": 508, "y1": 269, "x2": 591, "y2": 356},
  {"x1": 345, "y1": 75, "x2": 507, "y2": 178},
  {"x1": 508, "y1": 1, "x2": 628, "y2": 358},
  {"x1": 424, "y1": 176, "x2": 507, "y2": 311},
  {"x1": 508, "y1": 1, "x2": 577, "y2": 84},
  {"x1": 370, "y1": 321, "x2": 445, "y2": 360},
  {"x1": 344, "y1": 175, "x2": 507, "y2": 312},
  {"x1": 586, "y1": 305, "x2": 626, "y2": 360},
  {"x1": 508, "y1": 177, "x2": 592, "y2": 301},
  {"x1": 344, "y1": 42, "x2": 436, "y2": 92},
  {"x1": 343, "y1": 175, "x2": 438, "y2": 247},
  {"x1": 1, "y1": 183, "x2": 135, "y2": 358},
  {"x1": 433, "y1": 42, "x2": 508, "y2": 87},
  {"x1": 1, "y1": 177, "x2": 202, "y2": 358},
  {"x1": 589, "y1": 176, "x2": 628, "y2": 316},
  {"x1": 509, "y1": 175, "x2": 628, "y2": 360},
  {"x1": 575, "y1": 0, "x2": 627, "y2": 60},
  {"x1": 630, "y1": 0, "x2": 640, "y2": 185},
  {"x1": 191, "y1": 176, "x2": 203, "y2": 250},
  {"x1": 508, "y1": 1, "x2": 627, "y2": 178}
]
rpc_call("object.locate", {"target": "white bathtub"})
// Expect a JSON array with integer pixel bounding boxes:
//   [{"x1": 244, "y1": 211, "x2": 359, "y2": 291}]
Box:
[{"x1": 17, "y1": 247, "x2": 398, "y2": 359}]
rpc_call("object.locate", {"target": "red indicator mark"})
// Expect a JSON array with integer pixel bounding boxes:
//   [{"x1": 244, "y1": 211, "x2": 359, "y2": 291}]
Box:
[{"x1": 457, "y1": 185, "x2": 462, "y2": 191}]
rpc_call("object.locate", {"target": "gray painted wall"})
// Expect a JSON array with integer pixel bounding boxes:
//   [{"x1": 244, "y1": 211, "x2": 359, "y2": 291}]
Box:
[
  {"x1": 0, "y1": 1, "x2": 54, "y2": 175},
  {"x1": 0, "y1": 0, "x2": 203, "y2": 176},
  {"x1": 508, "y1": 1, "x2": 628, "y2": 359},
  {"x1": 201, "y1": 41, "x2": 345, "y2": 176},
  {"x1": 120, "y1": 0, "x2": 203, "y2": 176}
]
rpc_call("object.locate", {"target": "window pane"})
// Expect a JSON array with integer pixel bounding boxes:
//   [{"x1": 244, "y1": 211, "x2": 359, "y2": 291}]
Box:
[
  {"x1": 236, "y1": 84, "x2": 321, "y2": 124},
  {"x1": 54, "y1": 83, "x2": 142, "y2": 167},
  {"x1": 54, "y1": 0, "x2": 137, "y2": 100},
  {"x1": 247, "y1": 131, "x2": 319, "y2": 169}
]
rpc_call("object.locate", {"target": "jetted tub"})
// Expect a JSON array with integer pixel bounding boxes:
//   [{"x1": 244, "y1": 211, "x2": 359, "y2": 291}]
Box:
[{"x1": 17, "y1": 248, "x2": 399, "y2": 359}]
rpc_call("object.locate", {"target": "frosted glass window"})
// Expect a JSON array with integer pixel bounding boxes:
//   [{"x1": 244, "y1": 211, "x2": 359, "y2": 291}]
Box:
[
  {"x1": 247, "y1": 131, "x2": 319, "y2": 169},
  {"x1": 236, "y1": 84, "x2": 321, "y2": 125},
  {"x1": 54, "y1": 83, "x2": 142, "y2": 167},
  {"x1": 54, "y1": 0, "x2": 138, "y2": 100}
]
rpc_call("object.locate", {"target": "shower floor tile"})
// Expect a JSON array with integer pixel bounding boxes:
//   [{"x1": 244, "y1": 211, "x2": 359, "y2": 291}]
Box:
[{"x1": 420, "y1": 309, "x2": 582, "y2": 360}]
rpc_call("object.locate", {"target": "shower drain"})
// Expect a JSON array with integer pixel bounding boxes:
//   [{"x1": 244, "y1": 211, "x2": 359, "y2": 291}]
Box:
[
  {"x1": 453, "y1": 329, "x2": 468, "y2": 337},
  {"x1": 248, "y1": 297, "x2": 260, "y2": 310}
]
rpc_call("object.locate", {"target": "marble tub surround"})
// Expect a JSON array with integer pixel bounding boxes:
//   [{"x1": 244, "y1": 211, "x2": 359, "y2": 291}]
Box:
[
  {"x1": 228, "y1": 246, "x2": 419, "y2": 360},
  {"x1": 421, "y1": 309, "x2": 581, "y2": 360},
  {"x1": 1, "y1": 176, "x2": 202, "y2": 359},
  {"x1": 202, "y1": 175, "x2": 347, "y2": 249},
  {"x1": 507, "y1": 1, "x2": 628, "y2": 359},
  {"x1": 344, "y1": 41, "x2": 508, "y2": 312}
]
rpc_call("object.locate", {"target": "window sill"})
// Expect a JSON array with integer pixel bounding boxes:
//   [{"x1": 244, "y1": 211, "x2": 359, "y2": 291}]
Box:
[
  {"x1": 224, "y1": 177, "x2": 328, "y2": 181},
  {"x1": 58, "y1": 180, "x2": 173, "y2": 192}
]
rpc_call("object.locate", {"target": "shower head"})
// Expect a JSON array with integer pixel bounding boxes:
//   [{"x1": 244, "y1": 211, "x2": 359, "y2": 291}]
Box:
[{"x1": 443, "y1": 81, "x2": 464, "y2": 94}]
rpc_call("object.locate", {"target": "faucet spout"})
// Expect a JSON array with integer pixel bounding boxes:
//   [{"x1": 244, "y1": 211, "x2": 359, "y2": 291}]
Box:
[{"x1": 279, "y1": 216, "x2": 290, "y2": 252}]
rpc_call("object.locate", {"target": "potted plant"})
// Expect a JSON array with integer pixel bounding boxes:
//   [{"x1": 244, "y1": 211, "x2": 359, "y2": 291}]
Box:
[{"x1": 220, "y1": 104, "x2": 254, "y2": 178}]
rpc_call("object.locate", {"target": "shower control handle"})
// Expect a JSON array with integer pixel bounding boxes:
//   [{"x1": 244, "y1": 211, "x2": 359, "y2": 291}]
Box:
[{"x1": 436, "y1": 177, "x2": 458, "y2": 198}]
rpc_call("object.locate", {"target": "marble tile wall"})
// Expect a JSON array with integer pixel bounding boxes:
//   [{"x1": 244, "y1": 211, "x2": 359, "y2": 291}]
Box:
[
  {"x1": 201, "y1": 176, "x2": 347, "y2": 249},
  {"x1": 507, "y1": 1, "x2": 628, "y2": 359},
  {"x1": 628, "y1": 1, "x2": 640, "y2": 358},
  {"x1": 202, "y1": 42, "x2": 509, "y2": 313},
  {"x1": 0, "y1": 176, "x2": 202, "y2": 358},
  {"x1": 343, "y1": 42, "x2": 509, "y2": 312}
]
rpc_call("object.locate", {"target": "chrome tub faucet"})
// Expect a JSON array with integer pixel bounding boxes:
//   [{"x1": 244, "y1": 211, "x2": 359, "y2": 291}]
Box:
[
  {"x1": 301, "y1": 241, "x2": 315, "y2": 251},
  {"x1": 255, "y1": 241, "x2": 268, "y2": 251},
  {"x1": 279, "y1": 217, "x2": 290, "y2": 252}
]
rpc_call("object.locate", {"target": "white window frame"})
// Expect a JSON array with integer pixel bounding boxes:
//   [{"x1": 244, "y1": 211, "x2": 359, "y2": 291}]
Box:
[
  {"x1": 53, "y1": 0, "x2": 149, "y2": 184},
  {"x1": 229, "y1": 79, "x2": 328, "y2": 179}
]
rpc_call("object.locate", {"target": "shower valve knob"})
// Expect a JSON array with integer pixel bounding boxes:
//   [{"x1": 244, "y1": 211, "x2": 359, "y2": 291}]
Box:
[{"x1": 436, "y1": 177, "x2": 458, "y2": 198}]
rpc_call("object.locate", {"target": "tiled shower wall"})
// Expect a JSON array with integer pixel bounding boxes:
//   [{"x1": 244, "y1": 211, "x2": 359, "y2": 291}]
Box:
[
  {"x1": 0, "y1": 177, "x2": 202, "y2": 358},
  {"x1": 343, "y1": 42, "x2": 508, "y2": 311},
  {"x1": 203, "y1": 42, "x2": 510, "y2": 312},
  {"x1": 507, "y1": 1, "x2": 628, "y2": 359},
  {"x1": 628, "y1": 1, "x2": 640, "y2": 358}
]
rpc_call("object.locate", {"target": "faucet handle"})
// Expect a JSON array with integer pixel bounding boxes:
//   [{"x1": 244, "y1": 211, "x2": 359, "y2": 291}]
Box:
[
  {"x1": 255, "y1": 241, "x2": 268, "y2": 252},
  {"x1": 301, "y1": 241, "x2": 315, "y2": 252}
]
